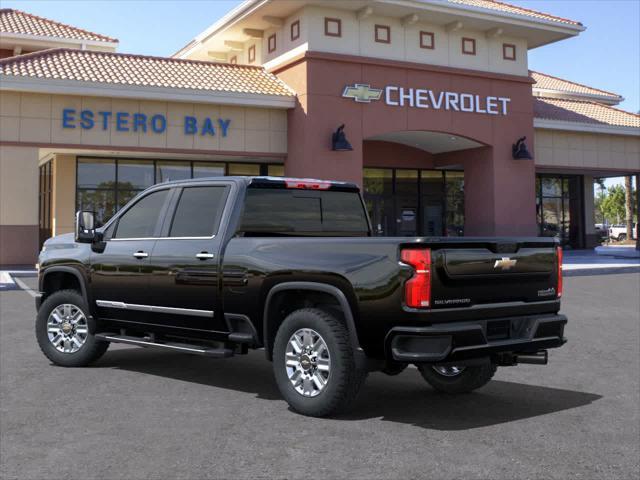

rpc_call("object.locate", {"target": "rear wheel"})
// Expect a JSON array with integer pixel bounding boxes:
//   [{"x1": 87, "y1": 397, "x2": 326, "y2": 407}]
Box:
[
  {"x1": 272, "y1": 308, "x2": 367, "y2": 417},
  {"x1": 418, "y1": 363, "x2": 496, "y2": 394},
  {"x1": 36, "y1": 290, "x2": 109, "y2": 367}
]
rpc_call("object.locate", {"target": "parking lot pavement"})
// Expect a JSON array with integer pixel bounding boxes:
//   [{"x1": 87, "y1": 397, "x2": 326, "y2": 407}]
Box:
[{"x1": 1, "y1": 274, "x2": 638, "y2": 480}]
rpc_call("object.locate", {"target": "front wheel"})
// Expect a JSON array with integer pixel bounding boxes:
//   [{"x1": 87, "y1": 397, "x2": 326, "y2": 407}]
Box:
[
  {"x1": 417, "y1": 363, "x2": 497, "y2": 394},
  {"x1": 272, "y1": 308, "x2": 367, "y2": 417},
  {"x1": 36, "y1": 289, "x2": 109, "y2": 367}
]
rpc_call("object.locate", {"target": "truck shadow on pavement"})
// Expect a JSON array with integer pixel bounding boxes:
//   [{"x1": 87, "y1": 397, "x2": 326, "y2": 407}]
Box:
[{"x1": 96, "y1": 348, "x2": 601, "y2": 431}]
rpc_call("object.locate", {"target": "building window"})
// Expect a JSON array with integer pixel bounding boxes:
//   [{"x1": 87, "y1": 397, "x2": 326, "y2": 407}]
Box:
[
  {"x1": 229, "y1": 56, "x2": 237, "y2": 64},
  {"x1": 503, "y1": 43, "x2": 516, "y2": 61},
  {"x1": 462, "y1": 37, "x2": 476, "y2": 55},
  {"x1": 375, "y1": 25, "x2": 391, "y2": 44},
  {"x1": 268, "y1": 34, "x2": 276, "y2": 53},
  {"x1": 75, "y1": 158, "x2": 283, "y2": 226},
  {"x1": 419, "y1": 31, "x2": 435, "y2": 49},
  {"x1": 324, "y1": 17, "x2": 341, "y2": 37},
  {"x1": 363, "y1": 168, "x2": 464, "y2": 237},
  {"x1": 248, "y1": 45, "x2": 256, "y2": 63},
  {"x1": 38, "y1": 161, "x2": 53, "y2": 247},
  {"x1": 536, "y1": 175, "x2": 583, "y2": 247},
  {"x1": 291, "y1": 20, "x2": 300, "y2": 41}
]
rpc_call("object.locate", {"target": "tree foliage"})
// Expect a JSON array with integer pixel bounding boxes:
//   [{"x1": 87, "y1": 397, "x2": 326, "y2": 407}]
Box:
[{"x1": 597, "y1": 183, "x2": 637, "y2": 225}]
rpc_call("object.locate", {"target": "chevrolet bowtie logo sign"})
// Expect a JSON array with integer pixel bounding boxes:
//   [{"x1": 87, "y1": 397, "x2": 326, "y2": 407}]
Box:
[
  {"x1": 342, "y1": 84, "x2": 383, "y2": 103},
  {"x1": 494, "y1": 257, "x2": 518, "y2": 271}
]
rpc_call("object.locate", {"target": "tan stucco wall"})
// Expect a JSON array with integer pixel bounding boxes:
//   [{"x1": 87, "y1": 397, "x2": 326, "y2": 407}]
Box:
[
  {"x1": 0, "y1": 91, "x2": 287, "y2": 154},
  {"x1": 0, "y1": 145, "x2": 39, "y2": 226},
  {"x1": 534, "y1": 129, "x2": 640, "y2": 172},
  {"x1": 0, "y1": 145, "x2": 39, "y2": 265},
  {"x1": 52, "y1": 154, "x2": 76, "y2": 236}
]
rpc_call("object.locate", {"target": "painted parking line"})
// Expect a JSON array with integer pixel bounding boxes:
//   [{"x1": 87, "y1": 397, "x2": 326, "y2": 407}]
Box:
[
  {"x1": 0, "y1": 271, "x2": 18, "y2": 291},
  {"x1": 0, "y1": 270, "x2": 38, "y2": 293},
  {"x1": 13, "y1": 277, "x2": 38, "y2": 298}
]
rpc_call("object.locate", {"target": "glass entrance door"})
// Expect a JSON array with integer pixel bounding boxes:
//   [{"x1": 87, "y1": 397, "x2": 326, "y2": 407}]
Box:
[
  {"x1": 536, "y1": 174, "x2": 584, "y2": 248},
  {"x1": 363, "y1": 168, "x2": 464, "y2": 237}
]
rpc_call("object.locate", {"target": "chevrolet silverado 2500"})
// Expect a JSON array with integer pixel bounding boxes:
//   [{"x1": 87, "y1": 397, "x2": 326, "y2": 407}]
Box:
[{"x1": 36, "y1": 176, "x2": 566, "y2": 417}]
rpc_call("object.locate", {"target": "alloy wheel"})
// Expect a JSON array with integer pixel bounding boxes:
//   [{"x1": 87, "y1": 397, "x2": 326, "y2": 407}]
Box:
[
  {"x1": 285, "y1": 328, "x2": 331, "y2": 397},
  {"x1": 47, "y1": 304, "x2": 89, "y2": 354}
]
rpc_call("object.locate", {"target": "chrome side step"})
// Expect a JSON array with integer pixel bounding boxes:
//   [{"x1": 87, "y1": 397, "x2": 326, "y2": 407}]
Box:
[{"x1": 95, "y1": 333, "x2": 234, "y2": 358}]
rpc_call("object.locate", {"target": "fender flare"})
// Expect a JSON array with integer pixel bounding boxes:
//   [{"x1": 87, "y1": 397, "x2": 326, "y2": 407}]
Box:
[
  {"x1": 40, "y1": 266, "x2": 90, "y2": 306},
  {"x1": 263, "y1": 281, "x2": 363, "y2": 359}
]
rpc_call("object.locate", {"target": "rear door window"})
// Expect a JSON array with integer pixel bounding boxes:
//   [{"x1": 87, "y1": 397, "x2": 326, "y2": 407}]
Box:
[{"x1": 169, "y1": 186, "x2": 228, "y2": 237}]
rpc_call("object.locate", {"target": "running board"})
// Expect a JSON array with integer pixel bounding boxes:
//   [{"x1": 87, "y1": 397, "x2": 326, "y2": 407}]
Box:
[{"x1": 95, "y1": 333, "x2": 234, "y2": 358}]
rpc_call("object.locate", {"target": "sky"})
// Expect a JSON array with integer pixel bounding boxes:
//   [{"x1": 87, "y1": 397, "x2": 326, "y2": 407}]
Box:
[{"x1": 3, "y1": 0, "x2": 638, "y2": 188}]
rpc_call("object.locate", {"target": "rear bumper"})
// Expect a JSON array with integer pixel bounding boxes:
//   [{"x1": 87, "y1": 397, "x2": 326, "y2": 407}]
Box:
[{"x1": 386, "y1": 313, "x2": 567, "y2": 363}]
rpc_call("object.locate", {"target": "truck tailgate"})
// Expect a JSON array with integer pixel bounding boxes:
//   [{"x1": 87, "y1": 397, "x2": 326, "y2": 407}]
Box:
[{"x1": 428, "y1": 240, "x2": 560, "y2": 308}]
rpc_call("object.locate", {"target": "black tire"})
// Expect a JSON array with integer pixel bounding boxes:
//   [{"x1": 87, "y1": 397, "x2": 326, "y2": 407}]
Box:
[
  {"x1": 272, "y1": 308, "x2": 367, "y2": 417},
  {"x1": 418, "y1": 363, "x2": 497, "y2": 394},
  {"x1": 36, "y1": 289, "x2": 109, "y2": 367}
]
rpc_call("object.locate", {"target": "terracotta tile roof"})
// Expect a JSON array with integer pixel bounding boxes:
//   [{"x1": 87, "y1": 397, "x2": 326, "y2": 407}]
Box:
[
  {"x1": 447, "y1": 0, "x2": 582, "y2": 26},
  {"x1": 0, "y1": 48, "x2": 295, "y2": 97},
  {"x1": 531, "y1": 71, "x2": 622, "y2": 101},
  {"x1": 534, "y1": 97, "x2": 640, "y2": 128},
  {"x1": 0, "y1": 8, "x2": 117, "y2": 43}
]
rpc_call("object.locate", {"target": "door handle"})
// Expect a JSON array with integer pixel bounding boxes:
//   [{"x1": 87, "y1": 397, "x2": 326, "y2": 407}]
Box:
[
  {"x1": 133, "y1": 251, "x2": 149, "y2": 259},
  {"x1": 196, "y1": 252, "x2": 215, "y2": 260}
]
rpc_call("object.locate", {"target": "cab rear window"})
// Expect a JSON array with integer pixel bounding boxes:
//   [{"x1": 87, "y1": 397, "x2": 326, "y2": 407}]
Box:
[{"x1": 239, "y1": 188, "x2": 369, "y2": 236}]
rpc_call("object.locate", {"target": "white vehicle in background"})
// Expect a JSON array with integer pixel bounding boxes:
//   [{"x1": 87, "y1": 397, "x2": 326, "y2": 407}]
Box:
[{"x1": 608, "y1": 224, "x2": 637, "y2": 241}]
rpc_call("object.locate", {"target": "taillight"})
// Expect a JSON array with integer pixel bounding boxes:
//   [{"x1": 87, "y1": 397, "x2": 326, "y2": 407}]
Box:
[
  {"x1": 401, "y1": 248, "x2": 432, "y2": 308},
  {"x1": 284, "y1": 179, "x2": 332, "y2": 190},
  {"x1": 556, "y1": 246, "x2": 563, "y2": 298}
]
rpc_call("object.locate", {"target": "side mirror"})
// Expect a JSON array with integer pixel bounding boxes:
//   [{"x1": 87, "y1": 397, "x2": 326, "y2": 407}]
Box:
[{"x1": 75, "y1": 210, "x2": 96, "y2": 243}]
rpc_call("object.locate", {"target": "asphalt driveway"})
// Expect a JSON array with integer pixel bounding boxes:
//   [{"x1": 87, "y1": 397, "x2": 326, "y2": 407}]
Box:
[{"x1": 1, "y1": 273, "x2": 638, "y2": 479}]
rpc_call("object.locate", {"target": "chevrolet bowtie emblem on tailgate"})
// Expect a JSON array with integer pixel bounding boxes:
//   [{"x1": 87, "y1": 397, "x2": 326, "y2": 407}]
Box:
[
  {"x1": 494, "y1": 257, "x2": 517, "y2": 271},
  {"x1": 342, "y1": 84, "x2": 383, "y2": 103}
]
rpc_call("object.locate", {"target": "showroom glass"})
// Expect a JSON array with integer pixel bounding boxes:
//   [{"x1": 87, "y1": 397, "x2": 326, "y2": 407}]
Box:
[
  {"x1": 75, "y1": 158, "x2": 284, "y2": 225},
  {"x1": 114, "y1": 189, "x2": 169, "y2": 239},
  {"x1": 39, "y1": 161, "x2": 53, "y2": 246},
  {"x1": 156, "y1": 162, "x2": 191, "y2": 183},
  {"x1": 363, "y1": 168, "x2": 393, "y2": 236},
  {"x1": 536, "y1": 175, "x2": 576, "y2": 246},
  {"x1": 77, "y1": 159, "x2": 117, "y2": 225},
  {"x1": 228, "y1": 163, "x2": 261, "y2": 176},
  {"x1": 169, "y1": 186, "x2": 228, "y2": 237},
  {"x1": 193, "y1": 162, "x2": 225, "y2": 178},
  {"x1": 363, "y1": 168, "x2": 464, "y2": 237},
  {"x1": 421, "y1": 170, "x2": 445, "y2": 236},
  {"x1": 445, "y1": 171, "x2": 465, "y2": 237}
]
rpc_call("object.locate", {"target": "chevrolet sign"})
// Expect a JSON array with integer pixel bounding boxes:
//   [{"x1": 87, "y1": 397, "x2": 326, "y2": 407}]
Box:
[{"x1": 342, "y1": 83, "x2": 511, "y2": 115}]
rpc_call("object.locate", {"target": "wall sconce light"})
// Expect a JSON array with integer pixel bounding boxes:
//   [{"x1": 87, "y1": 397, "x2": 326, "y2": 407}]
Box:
[
  {"x1": 332, "y1": 124, "x2": 353, "y2": 151},
  {"x1": 512, "y1": 136, "x2": 533, "y2": 160}
]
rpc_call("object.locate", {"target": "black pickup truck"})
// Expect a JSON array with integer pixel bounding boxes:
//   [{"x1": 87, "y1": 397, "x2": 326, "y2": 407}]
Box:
[{"x1": 36, "y1": 176, "x2": 566, "y2": 417}]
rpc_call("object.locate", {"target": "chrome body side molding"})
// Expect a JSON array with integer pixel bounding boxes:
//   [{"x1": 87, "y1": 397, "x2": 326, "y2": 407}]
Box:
[{"x1": 96, "y1": 300, "x2": 214, "y2": 318}]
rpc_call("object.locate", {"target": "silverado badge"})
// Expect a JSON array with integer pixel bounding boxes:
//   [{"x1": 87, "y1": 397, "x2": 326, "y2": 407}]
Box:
[{"x1": 494, "y1": 257, "x2": 517, "y2": 271}]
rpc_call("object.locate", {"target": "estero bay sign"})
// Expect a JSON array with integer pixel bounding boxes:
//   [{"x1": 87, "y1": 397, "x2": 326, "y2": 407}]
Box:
[
  {"x1": 61, "y1": 109, "x2": 232, "y2": 136},
  {"x1": 343, "y1": 83, "x2": 511, "y2": 115}
]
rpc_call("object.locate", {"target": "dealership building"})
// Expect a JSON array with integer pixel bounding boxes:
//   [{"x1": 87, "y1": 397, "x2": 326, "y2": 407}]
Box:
[{"x1": 1, "y1": 0, "x2": 639, "y2": 266}]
